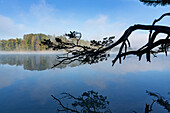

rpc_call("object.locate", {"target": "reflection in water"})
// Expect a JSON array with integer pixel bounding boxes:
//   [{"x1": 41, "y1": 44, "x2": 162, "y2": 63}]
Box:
[
  {"x1": 0, "y1": 54, "x2": 81, "y2": 71},
  {"x1": 0, "y1": 54, "x2": 170, "y2": 73},
  {"x1": 146, "y1": 91, "x2": 170, "y2": 112},
  {"x1": 0, "y1": 54, "x2": 170, "y2": 113},
  {"x1": 133, "y1": 91, "x2": 170, "y2": 113},
  {"x1": 53, "y1": 90, "x2": 170, "y2": 113},
  {"x1": 133, "y1": 100, "x2": 155, "y2": 113},
  {"x1": 52, "y1": 90, "x2": 111, "y2": 113}
]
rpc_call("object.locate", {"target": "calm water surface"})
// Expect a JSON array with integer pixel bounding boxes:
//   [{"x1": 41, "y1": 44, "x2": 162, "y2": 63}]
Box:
[{"x1": 0, "y1": 54, "x2": 170, "y2": 113}]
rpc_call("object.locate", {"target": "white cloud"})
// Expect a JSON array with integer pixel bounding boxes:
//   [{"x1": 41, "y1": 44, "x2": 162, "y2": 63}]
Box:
[
  {"x1": 80, "y1": 15, "x2": 126, "y2": 41},
  {"x1": 0, "y1": 0, "x2": 142, "y2": 43},
  {"x1": 24, "y1": 0, "x2": 81, "y2": 36},
  {"x1": 79, "y1": 15, "x2": 153, "y2": 49},
  {"x1": 30, "y1": 0, "x2": 57, "y2": 18},
  {"x1": 1, "y1": 0, "x2": 163, "y2": 49},
  {"x1": 27, "y1": 0, "x2": 59, "y2": 33},
  {"x1": 127, "y1": 31, "x2": 148, "y2": 48},
  {"x1": 0, "y1": 15, "x2": 27, "y2": 39},
  {"x1": 86, "y1": 15, "x2": 108, "y2": 26},
  {"x1": 0, "y1": 0, "x2": 62, "y2": 39},
  {"x1": 119, "y1": 28, "x2": 168, "y2": 48}
]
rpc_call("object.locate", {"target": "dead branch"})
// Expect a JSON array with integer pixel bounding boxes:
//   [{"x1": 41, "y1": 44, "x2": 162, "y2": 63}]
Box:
[{"x1": 41, "y1": 12, "x2": 170, "y2": 68}]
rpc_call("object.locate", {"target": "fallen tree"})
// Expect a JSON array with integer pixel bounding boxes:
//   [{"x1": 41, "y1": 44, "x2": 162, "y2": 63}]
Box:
[{"x1": 41, "y1": 12, "x2": 170, "y2": 68}]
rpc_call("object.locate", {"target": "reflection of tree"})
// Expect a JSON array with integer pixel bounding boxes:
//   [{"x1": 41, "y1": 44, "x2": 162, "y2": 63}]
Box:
[
  {"x1": 0, "y1": 54, "x2": 82, "y2": 71},
  {"x1": 51, "y1": 90, "x2": 111, "y2": 113},
  {"x1": 133, "y1": 99, "x2": 155, "y2": 113},
  {"x1": 134, "y1": 91, "x2": 170, "y2": 113},
  {"x1": 52, "y1": 90, "x2": 170, "y2": 113},
  {"x1": 146, "y1": 91, "x2": 170, "y2": 112}
]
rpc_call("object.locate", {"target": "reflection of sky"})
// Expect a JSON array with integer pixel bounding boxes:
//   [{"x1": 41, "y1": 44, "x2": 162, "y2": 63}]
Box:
[
  {"x1": 92, "y1": 55, "x2": 170, "y2": 74},
  {"x1": 0, "y1": 55, "x2": 170, "y2": 113}
]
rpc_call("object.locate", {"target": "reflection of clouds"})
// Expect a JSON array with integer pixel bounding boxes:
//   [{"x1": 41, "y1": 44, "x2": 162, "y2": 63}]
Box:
[
  {"x1": 82, "y1": 74, "x2": 126, "y2": 90},
  {"x1": 0, "y1": 65, "x2": 26, "y2": 89},
  {"x1": 82, "y1": 74, "x2": 107, "y2": 90},
  {"x1": 78, "y1": 55, "x2": 170, "y2": 89},
  {"x1": 80, "y1": 67, "x2": 127, "y2": 90},
  {"x1": 91, "y1": 55, "x2": 170, "y2": 74},
  {"x1": 0, "y1": 55, "x2": 170, "y2": 106},
  {"x1": 28, "y1": 69, "x2": 80, "y2": 104},
  {"x1": 29, "y1": 73, "x2": 62, "y2": 105},
  {"x1": 0, "y1": 75, "x2": 14, "y2": 89},
  {"x1": 0, "y1": 55, "x2": 169, "y2": 90},
  {"x1": 30, "y1": 84, "x2": 52, "y2": 105}
]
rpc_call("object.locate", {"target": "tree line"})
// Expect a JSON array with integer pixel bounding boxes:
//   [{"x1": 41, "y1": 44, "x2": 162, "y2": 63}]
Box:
[{"x1": 0, "y1": 33, "x2": 90, "y2": 51}]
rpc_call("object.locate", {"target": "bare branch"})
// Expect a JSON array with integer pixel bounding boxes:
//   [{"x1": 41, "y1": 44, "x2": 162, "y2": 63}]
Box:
[
  {"x1": 41, "y1": 12, "x2": 170, "y2": 68},
  {"x1": 51, "y1": 95, "x2": 80, "y2": 113}
]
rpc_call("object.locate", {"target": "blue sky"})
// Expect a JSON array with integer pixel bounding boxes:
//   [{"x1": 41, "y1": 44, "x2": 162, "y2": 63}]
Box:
[{"x1": 0, "y1": 0, "x2": 169, "y2": 47}]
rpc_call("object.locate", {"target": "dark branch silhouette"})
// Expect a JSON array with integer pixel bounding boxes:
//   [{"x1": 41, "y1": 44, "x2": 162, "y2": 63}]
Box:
[
  {"x1": 140, "y1": 0, "x2": 170, "y2": 6},
  {"x1": 41, "y1": 12, "x2": 170, "y2": 68},
  {"x1": 146, "y1": 90, "x2": 170, "y2": 112},
  {"x1": 133, "y1": 100, "x2": 156, "y2": 113},
  {"x1": 52, "y1": 90, "x2": 170, "y2": 113},
  {"x1": 65, "y1": 31, "x2": 82, "y2": 45},
  {"x1": 133, "y1": 90, "x2": 170, "y2": 113},
  {"x1": 51, "y1": 90, "x2": 111, "y2": 113},
  {"x1": 41, "y1": 32, "x2": 113, "y2": 68}
]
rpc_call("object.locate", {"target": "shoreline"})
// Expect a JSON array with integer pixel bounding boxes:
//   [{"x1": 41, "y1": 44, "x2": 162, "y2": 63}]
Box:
[
  {"x1": 0, "y1": 50, "x2": 169, "y2": 55},
  {"x1": 0, "y1": 51, "x2": 65, "y2": 54}
]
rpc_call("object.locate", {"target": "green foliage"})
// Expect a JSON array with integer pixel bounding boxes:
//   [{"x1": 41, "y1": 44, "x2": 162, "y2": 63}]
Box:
[
  {"x1": 0, "y1": 40, "x2": 7, "y2": 50},
  {"x1": 0, "y1": 33, "x2": 90, "y2": 51}
]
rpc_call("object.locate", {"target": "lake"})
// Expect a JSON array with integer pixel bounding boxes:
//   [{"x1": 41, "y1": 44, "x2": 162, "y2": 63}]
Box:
[{"x1": 0, "y1": 54, "x2": 170, "y2": 113}]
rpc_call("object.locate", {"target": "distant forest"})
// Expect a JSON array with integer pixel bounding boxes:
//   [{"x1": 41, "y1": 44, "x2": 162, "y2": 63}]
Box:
[{"x1": 0, "y1": 34, "x2": 90, "y2": 51}]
